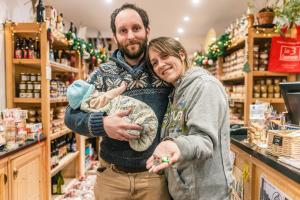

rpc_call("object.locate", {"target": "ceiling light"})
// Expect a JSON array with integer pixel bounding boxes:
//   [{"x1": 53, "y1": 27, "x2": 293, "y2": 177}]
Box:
[
  {"x1": 177, "y1": 28, "x2": 184, "y2": 34},
  {"x1": 105, "y1": 0, "x2": 113, "y2": 3},
  {"x1": 174, "y1": 37, "x2": 180, "y2": 41},
  {"x1": 183, "y1": 16, "x2": 190, "y2": 22},
  {"x1": 192, "y1": 0, "x2": 200, "y2": 4}
]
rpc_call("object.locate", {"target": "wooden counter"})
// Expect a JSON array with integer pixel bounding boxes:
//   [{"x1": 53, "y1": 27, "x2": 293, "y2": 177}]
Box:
[
  {"x1": 0, "y1": 139, "x2": 46, "y2": 200},
  {"x1": 230, "y1": 135, "x2": 300, "y2": 200}
]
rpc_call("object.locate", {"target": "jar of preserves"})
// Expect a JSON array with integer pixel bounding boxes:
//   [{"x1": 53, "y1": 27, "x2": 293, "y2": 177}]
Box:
[
  {"x1": 20, "y1": 73, "x2": 29, "y2": 81},
  {"x1": 19, "y1": 82, "x2": 27, "y2": 90},
  {"x1": 30, "y1": 73, "x2": 37, "y2": 82}
]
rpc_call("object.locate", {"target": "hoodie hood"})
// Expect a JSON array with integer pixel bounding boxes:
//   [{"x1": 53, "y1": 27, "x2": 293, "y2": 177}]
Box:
[
  {"x1": 109, "y1": 49, "x2": 147, "y2": 80},
  {"x1": 173, "y1": 66, "x2": 211, "y2": 98}
]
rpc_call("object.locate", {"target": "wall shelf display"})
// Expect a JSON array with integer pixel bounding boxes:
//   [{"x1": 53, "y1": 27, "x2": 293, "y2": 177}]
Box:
[
  {"x1": 217, "y1": 16, "x2": 296, "y2": 126},
  {"x1": 4, "y1": 22, "x2": 89, "y2": 200}
]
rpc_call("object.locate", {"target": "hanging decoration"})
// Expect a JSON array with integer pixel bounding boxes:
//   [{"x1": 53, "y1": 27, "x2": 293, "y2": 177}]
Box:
[
  {"x1": 273, "y1": 0, "x2": 300, "y2": 38},
  {"x1": 193, "y1": 33, "x2": 231, "y2": 66},
  {"x1": 65, "y1": 31, "x2": 108, "y2": 63}
]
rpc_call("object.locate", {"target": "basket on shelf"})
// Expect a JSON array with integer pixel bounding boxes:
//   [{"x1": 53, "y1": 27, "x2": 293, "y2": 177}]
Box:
[
  {"x1": 267, "y1": 130, "x2": 300, "y2": 158},
  {"x1": 256, "y1": 7, "x2": 274, "y2": 25}
]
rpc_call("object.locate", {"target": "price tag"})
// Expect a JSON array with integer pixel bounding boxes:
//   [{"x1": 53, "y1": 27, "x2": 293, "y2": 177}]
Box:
[
  {"x1": 250, "y1": 104, "x2": 267, "y2": 120},
  {"x1": 46, "y1": 65, "x2": 52, "y2": 80}
]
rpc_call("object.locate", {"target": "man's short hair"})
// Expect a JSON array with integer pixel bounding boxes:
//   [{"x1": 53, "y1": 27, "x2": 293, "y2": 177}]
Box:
[{"x1": 110, "y1": 3, "x2": 149, "y2": 35}]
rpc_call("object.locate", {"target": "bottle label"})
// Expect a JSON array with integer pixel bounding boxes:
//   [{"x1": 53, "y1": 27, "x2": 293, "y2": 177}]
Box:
[
  {"x1": 15, "y1": 50, "x2": 22, "y2": 59},
  {"x1": 23, "y1": 50, "x2": 28, "y2": 59},
  {"x1": 52, "y1": 184, "x2": 57, "y2": 194},
  {"x1": 28, "y1": 50, "x2": 35, "y2": 59}
]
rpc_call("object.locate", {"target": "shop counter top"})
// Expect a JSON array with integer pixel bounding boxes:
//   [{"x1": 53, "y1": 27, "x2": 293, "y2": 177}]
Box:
[
  {"x1": 0, "y1": 137, "x2": 46, "y2": 160},
  {"x1": 230, "y1": 134, "x2": 300, "y2": 184}
]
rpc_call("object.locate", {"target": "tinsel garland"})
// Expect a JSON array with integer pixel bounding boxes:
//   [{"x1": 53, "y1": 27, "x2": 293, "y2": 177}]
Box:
[
  {"x1": 193, "y1": 33, "x2": 231, "y2": 66},
  {"x1": 65, "y1": 31, "x2": 108, "y2": 63}
]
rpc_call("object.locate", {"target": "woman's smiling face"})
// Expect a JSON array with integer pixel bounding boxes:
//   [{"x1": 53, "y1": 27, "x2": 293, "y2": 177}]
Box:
[{"x1": 149, "y1": 49, "x2": 186, "y2": 85}]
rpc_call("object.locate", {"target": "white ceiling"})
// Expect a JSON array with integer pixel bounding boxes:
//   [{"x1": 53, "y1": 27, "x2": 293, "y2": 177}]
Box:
[{"x1": 45, "y1": 0, "x2": 266, "y2": 52}]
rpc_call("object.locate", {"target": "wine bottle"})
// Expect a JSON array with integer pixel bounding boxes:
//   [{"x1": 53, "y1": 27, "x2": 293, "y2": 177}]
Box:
[
  {"x1": 56, "y1": 172, "x2": 64, "y2": 194},
  {"x1": 36, "y1": 0, "x2": 45, "y2": 22}
]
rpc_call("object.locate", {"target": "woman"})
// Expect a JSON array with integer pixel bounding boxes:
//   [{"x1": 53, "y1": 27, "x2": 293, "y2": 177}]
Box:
[{"x1": 146, "y1": 37, "x2": 233, "y2": 200}]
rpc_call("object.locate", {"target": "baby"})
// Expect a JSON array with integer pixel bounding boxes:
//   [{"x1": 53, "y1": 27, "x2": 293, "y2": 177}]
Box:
[{"x1": 66, "y1": 80, "x2": 158, "y2": 152}]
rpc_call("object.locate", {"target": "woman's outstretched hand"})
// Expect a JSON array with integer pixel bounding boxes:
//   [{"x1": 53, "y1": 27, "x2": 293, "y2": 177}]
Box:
[{"x1": 146, "y1": 140, "x2": 181, "y2": 173}]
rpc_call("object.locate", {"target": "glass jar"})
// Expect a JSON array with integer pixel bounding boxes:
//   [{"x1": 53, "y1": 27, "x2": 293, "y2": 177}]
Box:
[
  {"x1": 26, "y1": 90, "x2": 33, "y2": 98},
  {"x1": 266, "y1": 78, "x2": 272, "y2": 85},
  {"x1": 30, "y1": 73, "x2": 37, "y2": 82},
  {"x1": 19, "y1": 90, "x2": 27, "y2": 98},
  {"x1": 37, "y1": 73, "x2": 41, "y2": 81},
  {"x1": 33, "y1": 91, "x2": 40, "y2": 98},
  {"x1": 27, "y1": 81, "x2": 34, "y2": 90},
  {"x1": 274, "y1": 85, "x2": 280, "y2": 93},
  {"x1": 260, "y1": 85, "x2": 267, "y2": 93},
  {"x1": 34, "y1": 82, "x2": 41, "y2": 90},
  {"x1": 268, "y1": 85, "x2": 274, "y2": 93},
  {"x1": 20, "y1": 73, "x2": 28, "y2": 82},
  {"x1": 19, "y1": 82, "x2": 27, "y2": 90}
]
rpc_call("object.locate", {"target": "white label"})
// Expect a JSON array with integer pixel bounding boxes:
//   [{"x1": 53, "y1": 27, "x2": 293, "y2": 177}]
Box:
[
  {"x1": 250, "y1": 104, "x2": 267, "y2": 120},
  {"x1": 46, "y1": 66, "x2": 52, "y2": 80}
]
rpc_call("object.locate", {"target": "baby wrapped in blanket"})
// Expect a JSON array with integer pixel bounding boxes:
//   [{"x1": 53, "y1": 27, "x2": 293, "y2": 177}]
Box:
[{"x1": 66, "y1": 80, "x2": 158, "y2": 152}]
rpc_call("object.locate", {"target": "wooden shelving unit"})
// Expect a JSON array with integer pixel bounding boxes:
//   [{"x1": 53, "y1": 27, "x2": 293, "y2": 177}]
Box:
[
  {"x1": 50, "y1": 151, "x2": 80, "y2": 177},
  {"x1": 50, "y1": 61, "x2": 79, "y2": 73},
  {"x1": 217, "y1": 17, "x2": 297, "y2": 126},
  {"x1": 50, "y1": 128, "x2": 72, "y2": 141},
  {"x1": 4, "y1": 22, "x2": 86, "y2": 200}
]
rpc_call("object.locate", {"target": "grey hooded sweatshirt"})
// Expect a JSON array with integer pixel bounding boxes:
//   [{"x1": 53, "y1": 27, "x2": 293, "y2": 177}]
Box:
[{"x1": 161, "y1": 67, "x2": 233, "y2": 200}]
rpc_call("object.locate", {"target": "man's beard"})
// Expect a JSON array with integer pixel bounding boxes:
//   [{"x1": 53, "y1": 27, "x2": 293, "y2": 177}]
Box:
[{"x1": 117, "y1": 37, "x2": 148, "y2": 59}]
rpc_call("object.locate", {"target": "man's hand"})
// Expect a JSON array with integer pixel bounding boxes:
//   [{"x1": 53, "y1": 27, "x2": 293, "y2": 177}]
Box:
[
  {"x1": 103, "y1": 109, "x2": 143, "y2": 141},
  {"x1": 146, "y1": 140, "x2": 181, "y2": 173}
]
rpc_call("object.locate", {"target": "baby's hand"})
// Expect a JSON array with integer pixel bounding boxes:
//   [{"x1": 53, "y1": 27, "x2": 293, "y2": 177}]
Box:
[{"x1": 106, "y1": 82, "x2": 127, "y2": 99}]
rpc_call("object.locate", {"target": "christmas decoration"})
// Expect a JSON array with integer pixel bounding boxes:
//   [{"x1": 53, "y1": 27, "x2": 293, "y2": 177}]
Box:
[
  {"x1": 193, "y1": 33, "x2": 231, "y2": 66},
  {"x1": 65, "y1": 31, "x2": 108, "y2": 63},
  {"x1": 273, "y1": 0, "x2": 300, "y2": 38}
]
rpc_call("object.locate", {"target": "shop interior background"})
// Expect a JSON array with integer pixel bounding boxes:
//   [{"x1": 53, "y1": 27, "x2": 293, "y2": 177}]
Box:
[{"x1": 1, "y1": 0, "x2": 300, "y2": 110}]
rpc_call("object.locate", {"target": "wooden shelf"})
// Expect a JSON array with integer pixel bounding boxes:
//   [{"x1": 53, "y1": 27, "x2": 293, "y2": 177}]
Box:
[
  {"x1": 52, "y1": 29, "x2": 69, "y2": 48},
  {"x1": 226, "y1": 38, "x2": 245, "y2": 53},
  {"x1": 13, "y1": 98, "x2": 41, "y2": 103},
  {"x1": 221, "y1": 72, "x2": 245, "y2": 81},
  {"x1": 14, "y1": 97, "x2": 68, "y2": 104},
  {"x1": 13, "y1": 59, "x2": 41, "y2": 67},
  {"x1": 253, "y1": 71, "x2": 289, "y2": 77},
  {"x1": 50, "y1": 62, "x2": 79, "y2": 73},
  {"x1": 50, "y1": 97, "x2": 68, "y2": 103},
  {"x1": 252, "y1": 98, "x2": 284, "y2": 104},
  {"x1": 253, "y1": 32, "x2": 279, "y2": 38},
  {"x1": 230, "y1": 120, "x2": 244, "y2": 125},
  {"x1": 50, "y1": 128, "x2": 72, "y2": 141},
  {"x1": 51, "y1": 151, "x2": 79, "y2": 177},
  {"x1": 230, "y1": 98, "x2": 245, "y2": 103},
  {"x1": 51, "y1": 178, "x2": 77, "y2": 200}
]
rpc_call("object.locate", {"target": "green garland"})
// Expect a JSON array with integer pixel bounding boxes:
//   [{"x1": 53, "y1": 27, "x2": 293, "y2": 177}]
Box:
[
  {"x1": 193, "y1": 33, "x2": 231, "y2": 66},
  {"x1": 65, "y1": 31, "x2": 108, "y2": 63}
]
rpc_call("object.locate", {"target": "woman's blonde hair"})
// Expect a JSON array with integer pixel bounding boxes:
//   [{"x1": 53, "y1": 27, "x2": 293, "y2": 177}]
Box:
[{"x1": 147, "y1": 37, "x2": 190, "y2": 73}]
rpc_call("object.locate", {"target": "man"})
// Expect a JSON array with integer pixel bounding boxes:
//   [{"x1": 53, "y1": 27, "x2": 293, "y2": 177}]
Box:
[{"x1": 64, "y1": 3, "x2": 171, "y2": 200}]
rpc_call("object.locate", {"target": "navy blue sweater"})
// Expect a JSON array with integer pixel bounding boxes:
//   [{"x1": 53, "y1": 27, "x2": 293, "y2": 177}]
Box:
[{"x1": 64, "y1": 50, "x2": 171, "y2": 171}]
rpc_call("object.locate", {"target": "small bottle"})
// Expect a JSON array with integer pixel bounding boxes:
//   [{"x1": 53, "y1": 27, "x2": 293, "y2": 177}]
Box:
[
  {"x1": 56, "y1": 172, "x2": 64, "y2": 194},
  {"x1": 27, "y1": 38, "x2": 35, "y2": 59},
  {"x1": 14, "y1": 37, "x2": 22, "y2": 59},
  {"x1": 51, "y1": 175, "x2": 58, "y2": 194},
  {"x1": 35, "y1": 40, "x2": 40, "y2": 59},
  {"x1": 49, "y1": 44, "x2": 54, "y2": 61},
  {"x1": 21, "y1": 39, "x2": 28, "y2": 59}
]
